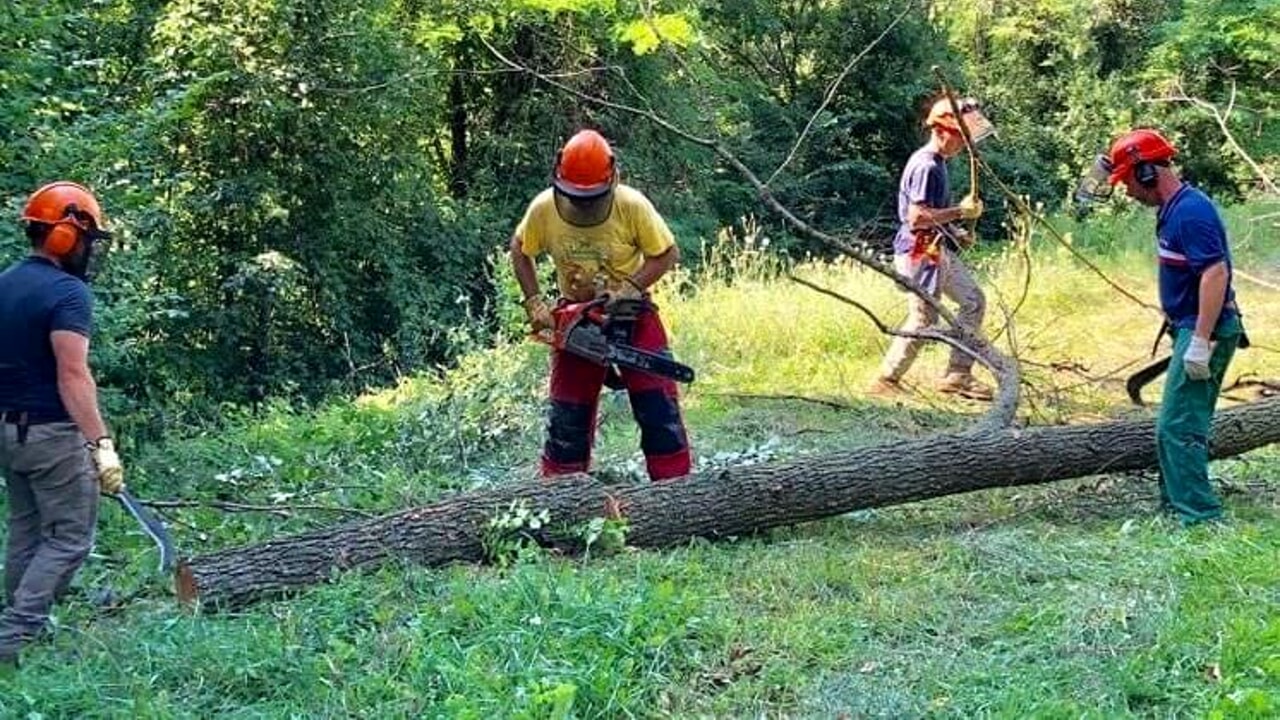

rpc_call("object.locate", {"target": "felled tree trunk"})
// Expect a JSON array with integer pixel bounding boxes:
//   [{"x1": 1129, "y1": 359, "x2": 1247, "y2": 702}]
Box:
[{"x1": 178, "y1": 398, "x2": 1280, "y2": 608}]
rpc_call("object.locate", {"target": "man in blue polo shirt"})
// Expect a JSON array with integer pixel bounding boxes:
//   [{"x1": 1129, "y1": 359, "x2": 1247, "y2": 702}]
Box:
[
  {"x1": 1098, "y1": 129, "x2": 1243, "y2": 526},
  {"x1": 871, "y1": 97, "x2": 991, "y2": 400},
  {"x1": 0, "y1": 182, "x2": 125, "y2": 667}
]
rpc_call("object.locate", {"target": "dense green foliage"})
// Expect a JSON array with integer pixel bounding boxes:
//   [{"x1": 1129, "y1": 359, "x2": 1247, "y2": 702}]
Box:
[{"x1": 1, "y1": 0, "x2": 1277, "y2": 428}]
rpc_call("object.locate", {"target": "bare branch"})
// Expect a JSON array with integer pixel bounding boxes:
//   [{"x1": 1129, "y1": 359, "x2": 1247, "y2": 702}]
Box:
[
  {"x1": 1236, "y1": 269, "x2": 1280, "y2": 293},
  {"x1": 709, "y1": 392, "x2": 854, "y2": 410},
  {"x1": 977, "y1": 156, "x2": 1163, "y2": 315},
  {"x1": 787, "y1": 274, "x2": 984, "y2": 366},
  {"x1": 478, "y1": 35, "x2": 954, "y2": 321},
  {"x1": 481, "y1": 35, "x2": 1022, "y2": 428},
  {"x1": 765, "y1": 2, "x2": 917, "y2": 187},
  {"x1": 142, "y1": 498, "x2": 376, "y2": 519},
  {"x1": 1140, "y1": 80, "x2": 1279, "y2": 196},
  {"x1": 787, "y1": 274, "x2": 1022, "y2": 430},
  {"x1": 988, "y1": 203, "x2": 1035, "y2": 344},
  {"x1": 314, "y1": 66, "x2": 612, "y2": 96}
]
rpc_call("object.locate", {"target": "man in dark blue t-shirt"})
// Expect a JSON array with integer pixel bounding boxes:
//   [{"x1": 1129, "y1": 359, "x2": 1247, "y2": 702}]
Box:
[
  {"x1": 1101, "y1": 129, "x2": 1242, "y2": 526},
  {"x1": 872, "y1": 97, "x2": 991, "y2": 401},
  {"x1": 0, "y1": 182, "x2": 125, "y2": 666}
]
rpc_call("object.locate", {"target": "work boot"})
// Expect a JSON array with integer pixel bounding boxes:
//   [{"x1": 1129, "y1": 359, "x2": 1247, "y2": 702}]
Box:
[
  {"x1": 868, "y1": 376, "x2": 905, "y2": 397},
  {"x1": 936, "y1": 372, "x2": 994, "y2": 401}
]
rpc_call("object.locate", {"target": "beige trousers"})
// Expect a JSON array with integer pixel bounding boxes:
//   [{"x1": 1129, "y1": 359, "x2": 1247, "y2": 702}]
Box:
[{"x1": 880, "y1": 249, "x2": 986, "y2": 380}]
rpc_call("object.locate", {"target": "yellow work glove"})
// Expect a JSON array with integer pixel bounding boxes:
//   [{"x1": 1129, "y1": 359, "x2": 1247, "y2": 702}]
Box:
[
  {"x1": 523, "y1": 295, "x2": 555, "y2": 334},
  {"x1": 957, "y1": 193, "x2": 984, "y2": 221},
  {"x1": 89, "y1": 437, "x2": 125, "y2": 495}
]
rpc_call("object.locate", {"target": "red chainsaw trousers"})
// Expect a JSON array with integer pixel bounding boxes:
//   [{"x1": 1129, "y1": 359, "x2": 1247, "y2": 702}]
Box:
[{"x1": 541, "y1": 308, "x2": 691, "y2": 482}]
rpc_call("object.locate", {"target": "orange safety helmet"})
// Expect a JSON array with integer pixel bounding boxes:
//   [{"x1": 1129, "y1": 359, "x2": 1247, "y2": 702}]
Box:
[
  {"x1": 20, "y1": 181, "x2": 110, "y2": 256},
  {"x1": 925, "y1": 97, "x2": 996, "y2": 143},
  {"x1": 1106, "y1": 129, "x2": 1177, "y2": 186},
  {"x1": 553, "y1": 130, "x2": 616, "y2": 198},
  {"x1": 925, "y1": 98, "x2": 963, "y2": 132}
]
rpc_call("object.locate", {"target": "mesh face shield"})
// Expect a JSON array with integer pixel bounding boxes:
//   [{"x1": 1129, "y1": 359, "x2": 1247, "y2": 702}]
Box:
[
  {"x1": 82, "y1": 232, "x2": 112, "y2": 282},
  {"x1": 958, "y1": 99, "x2": 996, "y2": 144},
  {"x1": 1075, "y1": 154, "x2": 1115, "y2": 204},
  {"x1": 553, "y1": 187, "x2": 615, "y2": 227}
]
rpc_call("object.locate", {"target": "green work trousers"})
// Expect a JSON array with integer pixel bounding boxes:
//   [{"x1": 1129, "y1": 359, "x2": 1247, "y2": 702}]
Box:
[{"x1": 1156, "y1": 316, "x2": 1241, "y2": 526}]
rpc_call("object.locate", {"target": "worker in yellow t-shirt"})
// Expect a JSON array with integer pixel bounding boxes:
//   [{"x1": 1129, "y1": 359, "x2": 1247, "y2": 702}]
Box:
[{"x1": 509, "y1": 129, "x2": 691, "y2": 481}]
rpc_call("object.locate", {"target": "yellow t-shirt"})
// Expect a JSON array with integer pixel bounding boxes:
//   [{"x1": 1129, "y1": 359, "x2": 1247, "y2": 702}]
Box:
[{"x1": 515, "y1": 184, "x2": 675, "y2": 300}]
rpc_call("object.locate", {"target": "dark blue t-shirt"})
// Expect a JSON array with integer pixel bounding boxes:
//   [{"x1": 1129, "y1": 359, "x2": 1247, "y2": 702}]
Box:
[
  {"x1": 0, "y1": 256, "x2": 94, "y2": 420},
  {"x1": 1155, "y1": 184, "x2": 1237, "y2": 330},
  {"x1": 894, "y1": 145, "x2": 953, "y2": 254}
]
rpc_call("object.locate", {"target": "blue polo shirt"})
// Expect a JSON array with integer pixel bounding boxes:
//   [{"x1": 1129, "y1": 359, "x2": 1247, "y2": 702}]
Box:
[
  {"x1": 0, "y1": 256, "x2": 94, "y2": 421},
  {"x1": 894, "y1": 145, "x2": 956, "y2": 254},
  {"x1": 1155, "y1": 184, "x2": 1237, "y2": 331}
]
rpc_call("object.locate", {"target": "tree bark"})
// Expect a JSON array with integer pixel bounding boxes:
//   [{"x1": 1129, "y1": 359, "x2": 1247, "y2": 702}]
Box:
[{"x1": 177, "y1": 398, "x2": 1280, "y2": 608}]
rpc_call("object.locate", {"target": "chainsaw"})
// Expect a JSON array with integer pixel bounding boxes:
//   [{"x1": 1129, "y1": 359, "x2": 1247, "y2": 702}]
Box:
[{"x1": 535, "y1": 296, "x2": 695, "y2": 384}]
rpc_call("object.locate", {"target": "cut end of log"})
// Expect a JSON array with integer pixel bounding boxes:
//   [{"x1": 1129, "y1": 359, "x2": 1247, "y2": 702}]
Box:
[{"x1": 175, "y1": 561, "x2": 199, "y2": 606}]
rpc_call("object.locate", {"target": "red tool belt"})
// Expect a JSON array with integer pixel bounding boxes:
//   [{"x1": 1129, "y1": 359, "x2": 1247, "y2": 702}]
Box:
[{"x1": 908, "y1": 230, "x2": 943, "y2": 264}]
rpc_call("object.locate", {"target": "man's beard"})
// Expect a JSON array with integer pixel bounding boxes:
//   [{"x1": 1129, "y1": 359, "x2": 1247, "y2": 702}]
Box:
[{"x1": 62, "y1": 242, "x2": 94, "y2": 281}]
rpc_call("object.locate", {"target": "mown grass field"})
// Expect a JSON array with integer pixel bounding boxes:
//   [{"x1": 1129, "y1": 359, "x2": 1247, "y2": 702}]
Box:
[{"x1": 1, "y1": 203, "x2": 1278, "y2": 718}]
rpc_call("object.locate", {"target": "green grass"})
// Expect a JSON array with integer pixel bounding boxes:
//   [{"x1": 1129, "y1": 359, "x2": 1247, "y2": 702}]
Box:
[{"x1": 1, "y1": 205, "x2": 1277, "y2": 718}]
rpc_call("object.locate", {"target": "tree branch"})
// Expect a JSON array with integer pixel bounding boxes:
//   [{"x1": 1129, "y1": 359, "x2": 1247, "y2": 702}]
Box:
[
  {"x1": 479, "y1": 34, "x2": 1021, "y2": 428},
  {"x1": 1140, "y1": 80, "x2": 1279, "y2": 196},
  {"x1": 141, "y1": 498, "x2": 376, "y2": 519},
  {"x1": 977, "y1": 156, "x2": 1162, "y2": 315},
  {"x1": 765, "y1": 1, "x2": 917, "y2": 186}
]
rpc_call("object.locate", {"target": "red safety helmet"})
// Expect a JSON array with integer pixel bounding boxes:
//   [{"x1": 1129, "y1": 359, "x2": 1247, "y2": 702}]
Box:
[
  {"x1": 20, "y1": 181, "x2": 110, "y2": 256},
  {"x1": 553, "y1": 130, "x2": 616, "y2": 198},
  {"x1": 1106, "y1": 129, "x2": 1177, "y2": 185}
]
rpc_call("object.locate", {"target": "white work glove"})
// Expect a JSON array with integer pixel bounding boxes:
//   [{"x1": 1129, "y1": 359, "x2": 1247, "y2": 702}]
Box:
[
  {"x1": 957, "y1": 193, "x2": 984, "y2": 221},
  {"x1": 1183, "y1": 335, "x2": 1213, "y2": 381},
  {"x1": 89, "y1": 437, "x2": 126, "y2": 495}
]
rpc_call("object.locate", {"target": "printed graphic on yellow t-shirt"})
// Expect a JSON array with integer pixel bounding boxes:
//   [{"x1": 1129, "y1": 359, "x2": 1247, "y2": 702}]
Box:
[{"x1": 515, "y1": 184, "x2": 675, "y2": 300}]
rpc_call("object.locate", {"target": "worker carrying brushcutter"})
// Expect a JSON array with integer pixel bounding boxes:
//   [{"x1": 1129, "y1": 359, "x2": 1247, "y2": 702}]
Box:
[
  {"x1": 1077, "y1": 128, "x2": 1244, "y2": 526},
  {"x1": 509, "y1": 129, "x2": 691, "y2": 482},
  {"x1": 0, "y1": 182, "x2": 124, "y2": 668},
  {"x1": 870, "y1": 97, "x2": 995, "y2": 401}
]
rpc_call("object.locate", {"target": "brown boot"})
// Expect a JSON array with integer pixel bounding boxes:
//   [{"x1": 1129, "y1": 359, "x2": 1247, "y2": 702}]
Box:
[
  {"x1": 936, "y1": 372, "x2": 994, "y2": 401},
  {"x1": 868, "y1": 376, "x2": 905, "y2": 397}
]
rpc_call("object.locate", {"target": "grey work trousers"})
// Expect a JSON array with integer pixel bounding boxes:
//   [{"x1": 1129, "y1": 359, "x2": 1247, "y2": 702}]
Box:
[
  {"x1": 880, "y1": 249, "x2": 987, "y2": 380},
  {"x1": 0, "y1": 421, "x2": 98, "y2": 658}
]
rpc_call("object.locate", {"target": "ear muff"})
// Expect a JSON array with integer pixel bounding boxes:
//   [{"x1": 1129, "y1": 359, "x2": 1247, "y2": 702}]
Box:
[
  {"x1": 1134, "y1": 161, "x2": 1158, "y2": 188},
  {"x1": 44, "y1": 206, "x2": 86, "y2": 256},
  {"x1": 1126, "y1": 144, "x2": 1159, "y2": 188}
]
